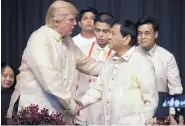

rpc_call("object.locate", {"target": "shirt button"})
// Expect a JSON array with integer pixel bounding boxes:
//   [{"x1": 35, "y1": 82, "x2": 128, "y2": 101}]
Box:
[
  {"x1": 107, "y1": 101, "x2": 109, "y2": 104},
  {"x1": 112, "y1": 78, "x2": 114, "y2": 81},
  {"x1": 64, "y1": 78, "x2": 66, "y2": 81},
  {"x1": 109, "y1": 89, "x2": 111, "y2": 92}
]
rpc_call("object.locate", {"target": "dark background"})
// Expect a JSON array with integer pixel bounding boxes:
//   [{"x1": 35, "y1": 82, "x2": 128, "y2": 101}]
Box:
[{"x1": 2, "y1": 0, "x2": 185, "y2": 92}]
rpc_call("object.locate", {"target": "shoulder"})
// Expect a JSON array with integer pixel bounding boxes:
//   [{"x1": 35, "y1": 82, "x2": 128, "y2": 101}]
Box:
[
  {"x1": 72, "y1": 34, "x2": 81, "y2": 42},
  {"x1": 27, "y1": 26, "x2": 51, "y2": 47},
  {"x1": 156, "y1": 45, "x2": 175, "y2": 62},
  {"x1": 156, "y1": 45, "x2": 173, "y2": 56}
]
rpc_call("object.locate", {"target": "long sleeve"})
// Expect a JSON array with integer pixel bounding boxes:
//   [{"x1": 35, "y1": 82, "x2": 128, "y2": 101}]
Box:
[
  {"x1": 80, "y1": 72, "x2": 103, "y2": 107},
  {"x1": 24, "y1": 32, "x2": 76, "y2": 114},
  {"x1": 75, "y1": 45, "x2": 103, "y2": 76},
  {"x1": 167, "y1": 55, "x2": 183, "y2": 95},
  {"x1": 138, "y1": 60, "x2": 159, "y2": 124}
]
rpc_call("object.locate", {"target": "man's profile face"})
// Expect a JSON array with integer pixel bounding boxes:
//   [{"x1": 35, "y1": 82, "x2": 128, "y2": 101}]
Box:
[
  {"x1": 56, "y1": 13, "x2": 77, "y2": 36},
  {"x1": 108, "y1": 24, "x2": 124, "y2": 51},
  {"x1": 94, "y1": 22, "x2": 111, "y2": 46},
  {"x1": 79, "y1": 12, "x2": 95, "y2": 32},
  {"x1": 137, "y1": 24, "x2": 158, "y2": 50}
]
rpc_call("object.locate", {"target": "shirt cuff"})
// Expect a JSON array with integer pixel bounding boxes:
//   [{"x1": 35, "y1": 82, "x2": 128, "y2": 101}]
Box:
[
  {"x1": 80, "y1": 96, "x2": 90, "y2": 108},
  {"x1": 169, "y1": 88, "x2": 183, "y2": 95},
  {"x1": 68, "y1": 99, "x2": 77, "y2": 114}
]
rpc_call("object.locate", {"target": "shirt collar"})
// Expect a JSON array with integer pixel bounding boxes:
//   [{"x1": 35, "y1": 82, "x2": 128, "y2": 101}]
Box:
[
  {"x1": 147, "y1": 44, "x2": 157, "y2": 57},
  {"x1": 137, "y1": 44, "x2": 157, "y2": 57},
  {"x1": 112, "y1": 46, "x2": 136, "y2": 62},
  {"x1": 94, "y1": 41, "x2": 110, "y2": 53},
  {"x1": 45, "y1": 25, "x2": 62, "y2": 43}
]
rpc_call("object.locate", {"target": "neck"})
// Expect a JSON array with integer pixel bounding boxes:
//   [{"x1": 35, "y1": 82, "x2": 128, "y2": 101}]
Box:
[
  {"x1": 81, "y1": 30, "x2": 95, "y2": 38},
  {"x1": 143, "y1": 43, "x2": 155, "y2": 52},
  {"x1": 99, "y1": 43, "x2": 107, "y2": 48},
  {"x1": 116, "y1": 46, "x2": 131, "y2": 57}
]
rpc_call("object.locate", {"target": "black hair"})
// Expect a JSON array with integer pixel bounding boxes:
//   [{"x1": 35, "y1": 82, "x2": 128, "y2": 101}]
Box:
[
  {"x1": 115, "y1": 20, "x2": 137, "y2": 46},
  {"x1": 94, "y1": 12, "x2": 117, "y2": 27},
  {"x1": 1, "y1": 62, "x2": 16, "y2": 90},
  {"x1": 78, "y1": 7, "x2": 98, "y2": 21},
  {"x1": 1, "y1": 62, "x2": 15, "y2": 74},
  {"x1": 136, "y1": 16, "x2": 159, "y2": 32}
]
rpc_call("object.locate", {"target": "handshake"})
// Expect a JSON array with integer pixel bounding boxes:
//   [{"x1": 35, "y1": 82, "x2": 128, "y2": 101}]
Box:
[
  {"x1": 73, "y1": 99, "x2": 83, "y2": 116},
  {"x1": 62, "y1": 100, "x2": 84, "y2": 125}
]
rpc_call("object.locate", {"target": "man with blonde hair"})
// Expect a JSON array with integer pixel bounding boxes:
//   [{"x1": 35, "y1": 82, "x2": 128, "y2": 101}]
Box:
[{"x1": 7, "y1": 1, "x2": 102, "y2": 124}]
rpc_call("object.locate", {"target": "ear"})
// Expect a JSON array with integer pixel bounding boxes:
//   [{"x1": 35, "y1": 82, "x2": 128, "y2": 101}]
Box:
[
  {"x1": 53, "y1": 20, "x2": 59, "y2": 27},
  {"x1": 123, "y1": 35, "x2": 131, "y2": 45},
  {"x1": 155, "y1": 31, "x2": 158, "y2": 39}
]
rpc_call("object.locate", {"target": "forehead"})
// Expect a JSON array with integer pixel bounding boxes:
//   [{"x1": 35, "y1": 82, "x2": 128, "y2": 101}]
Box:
[
  {"x1": 2, "y1": 66, "x2": 14, "y2": 74},
  {"x1": 138, "y1": 24, "x2": 154, "y2": 32},
  {"x1": 82, "y1": 12, "x2": 95, "y2": 18},
  {"x1": 95, "y1": 22, "x2": 111, "y2": 29},
  {"x1": 111, "y1": 24, "x2": 121, "y2": 33}
]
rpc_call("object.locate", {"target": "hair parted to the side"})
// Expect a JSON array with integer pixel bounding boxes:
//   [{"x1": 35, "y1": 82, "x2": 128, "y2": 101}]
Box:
[
  {"x1": 115, "y1": 20, "x2": 137, "y2": 46},
  {"x1": 45, "y1": 0, "x2": 78, "y2": 27},
  {"x1": 77, "y1": 7, "x2": 98, "y2": 21},
  {"x1": 136, "y1": 16, "x2": 159, "y2": 32},
  {"x1": 94, "y1": 12, "x2": 117, "y2": 27}
]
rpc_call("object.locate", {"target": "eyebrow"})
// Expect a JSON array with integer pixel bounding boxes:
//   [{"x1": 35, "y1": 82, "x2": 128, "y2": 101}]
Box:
[
  {"x1": 138, "y1": 31, "x2": 150, "y2": 32},
  {"x1": 83, "y1": 15, "x2": 95, "y2": 18},
  {"x1": 95, "y1": 28, "x2": 109, "y2": 30}
]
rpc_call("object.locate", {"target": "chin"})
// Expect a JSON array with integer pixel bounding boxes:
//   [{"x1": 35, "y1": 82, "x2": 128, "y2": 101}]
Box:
[
  {"x1": 141, "y1": 44, "x2": 148, "y2": 48},
  {"x1": 98, "y1": 42, "x2": 106, "y2": 45}
]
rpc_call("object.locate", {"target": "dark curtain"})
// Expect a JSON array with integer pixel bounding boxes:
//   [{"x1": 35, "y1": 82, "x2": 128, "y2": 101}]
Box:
[{"x1": 2, "y1": 0, "x2": 185, "y2": 91}]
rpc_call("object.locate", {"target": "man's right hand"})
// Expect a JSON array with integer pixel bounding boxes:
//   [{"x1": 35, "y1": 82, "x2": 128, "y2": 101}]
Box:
[{"x1": 73, "y1": 99, "x2": 83, "y2": 116}]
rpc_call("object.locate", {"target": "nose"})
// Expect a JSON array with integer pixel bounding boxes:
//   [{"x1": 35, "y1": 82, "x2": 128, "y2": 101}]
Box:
[
  {"x1": 108, "y1": 33, "x2": 112, "y2": 40},
  {"x1": 73, "y1": 19, "x2": 77, "y2": 26},
  {"x1": 6, "y1": 76, "x2": 12, "y2": 82},
  {"x1": 99, "y1": 31, "x2": 103, "y2": 37},
  {"x1": 87, "y1": 18, "x2": 92, "y2": 23},
  {"x1": 141, "y1": 33, "x2": 146, "y2": 39}
]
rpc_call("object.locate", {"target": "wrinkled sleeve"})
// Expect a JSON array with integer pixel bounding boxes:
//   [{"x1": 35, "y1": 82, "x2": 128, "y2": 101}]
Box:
[
  {"x1": 167, "y1": 55, "x2": 183, "y2": 95},
  {"x1": 75, "y1": 45, "x2": 103, "y2": 76},
  {"x1": 24, "y1": 32, "x2": 76, "y2": 114},
  {"x1": 80, "y1": 70, "x2": 103, "y2": 107},
  {"x1": 138, "y1": 59, "x2": 159, "y2": 124},
  {"x1": 74, "y1": 70, "x2": 80, "y2": 97}
]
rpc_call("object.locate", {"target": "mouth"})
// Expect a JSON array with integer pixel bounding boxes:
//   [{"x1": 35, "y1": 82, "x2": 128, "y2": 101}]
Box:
[
  {"x1": 98, "y1": 39, "x2": 104, "y2": 42},
  {"x1": 87, "y1": 25, "x2": 93, "y2": 27},
  {"x1": 140, "y1": 41, "x2": 147, "y2": 44},
  {"x1": 5, "y1": 82, "x2": 12, "y2": 85}
]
